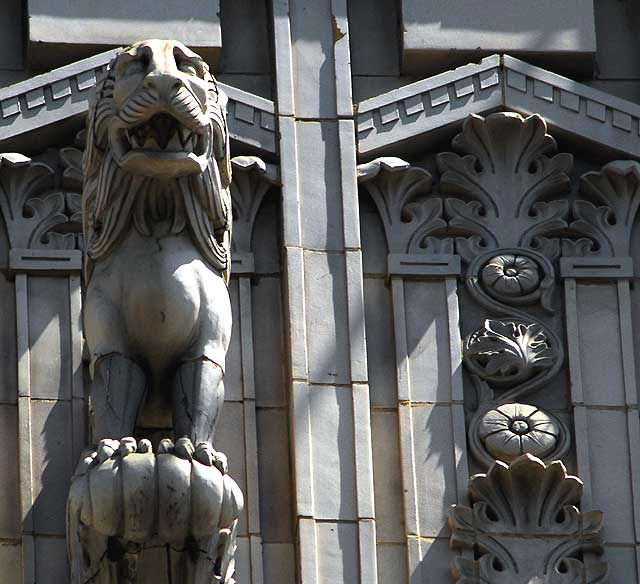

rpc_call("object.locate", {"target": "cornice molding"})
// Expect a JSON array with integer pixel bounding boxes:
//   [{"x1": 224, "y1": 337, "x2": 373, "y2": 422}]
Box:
[
  {"x1": 0, "y1": 49, "x2": 276, "y2": 154},
  {"x1": 357, "y1": 54, "x2": 640, "y2": 159}
]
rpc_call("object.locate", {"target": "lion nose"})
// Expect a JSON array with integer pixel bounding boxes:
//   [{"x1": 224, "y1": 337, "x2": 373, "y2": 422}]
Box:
[{"x1": 143, "y1": 74, "x2": 183, "y2": 98}]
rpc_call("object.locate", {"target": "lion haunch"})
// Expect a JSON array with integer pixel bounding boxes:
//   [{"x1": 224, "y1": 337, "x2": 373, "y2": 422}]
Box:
[{"x1": 82, "y1": 39, "x2": 233, "y2": 464}]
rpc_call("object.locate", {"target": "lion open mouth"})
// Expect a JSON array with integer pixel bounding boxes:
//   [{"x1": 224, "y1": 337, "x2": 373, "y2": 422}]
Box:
[
  {"x1": 122, "y1": 113, "x2": 207, "y2": 156},
  {"x1": 111, "y1": 112, "x2": 211, "y2": 177}
]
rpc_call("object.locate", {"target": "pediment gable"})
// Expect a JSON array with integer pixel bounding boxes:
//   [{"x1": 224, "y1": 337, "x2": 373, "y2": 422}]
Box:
[
  {"x1": 357, "y1": 55, "x2": 640, "y2": 160},
  {"x1": 0, "y1": 49, "x2": 276, "y2": 155}
]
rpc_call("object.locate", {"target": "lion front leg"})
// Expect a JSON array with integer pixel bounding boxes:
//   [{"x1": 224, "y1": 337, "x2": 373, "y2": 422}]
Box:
[
  {"x1": 91, "y1": 354, "x2": 147, "y2": 443},
  {"x1": 172, "y1": 357, "x2": 227, "y2": 473}
]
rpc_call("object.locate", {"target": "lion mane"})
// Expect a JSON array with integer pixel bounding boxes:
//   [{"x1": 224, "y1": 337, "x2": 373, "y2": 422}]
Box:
[{"x1": 82, "y1": 45, "x2": 233, "y2": 281}]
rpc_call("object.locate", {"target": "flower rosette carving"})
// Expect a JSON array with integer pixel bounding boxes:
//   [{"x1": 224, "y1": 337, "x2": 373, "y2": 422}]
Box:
[
  {"x1": 449, "y1": 455, "x2": 608, "y2": 584},
  {"x1": 481, "y1": 253, "x2": 539, "y2": 298},
  {"x1": 478, "y1": 403, "x2": 569, "y2": 465},
  {"x1": 468, "y1": 247, "x2": 556, "y2": 312}
]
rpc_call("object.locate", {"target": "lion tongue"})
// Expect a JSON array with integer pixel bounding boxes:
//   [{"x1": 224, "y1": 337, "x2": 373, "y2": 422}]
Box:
[{"x1": 150, "y1": 114, "x2": 176, "y2": 150}]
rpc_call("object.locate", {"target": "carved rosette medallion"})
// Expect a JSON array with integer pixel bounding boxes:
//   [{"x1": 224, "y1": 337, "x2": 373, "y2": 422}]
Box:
[
  {"x1": 481, "y1": 253, "x2": 540, "y2": 299},
  {"x1": 478, "y1": 403, "x2": 565, "y2": 463},
  {"x1": 449, "y1": 455, "x2": 608, "y2": 584}
]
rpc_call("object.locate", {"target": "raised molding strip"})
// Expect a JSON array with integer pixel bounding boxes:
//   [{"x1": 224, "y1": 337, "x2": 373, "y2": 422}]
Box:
[
  {"x1": 357, "y1": 54, "x2": 640, "y2": 159},
  {"x1": 357, "y1": 56, "x2": 502, "y2": 156},
  {"x1": 9, "y1": 248, "x2": 82, "y2": 275},
  {"x1": 560, "y1": 256, "x2": 634, "y2": 279},
  {"x1": 0, "y1": 49, "x2": 276, "y2": 154},
  {"x1": 387, "y1": 253, "x2": 461, "y2": 277}
]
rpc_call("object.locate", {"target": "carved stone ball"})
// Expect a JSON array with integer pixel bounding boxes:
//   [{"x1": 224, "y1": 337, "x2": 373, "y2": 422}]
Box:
[
  {"x1": 481, "y1": 254, "x2": 540, "y2": 298},
  {"x1": 72, "y1": 451, "x2": 244, "y2": 543},
  {"x1": 479, "y1": 403, "x2": 559, "y2": 462}
]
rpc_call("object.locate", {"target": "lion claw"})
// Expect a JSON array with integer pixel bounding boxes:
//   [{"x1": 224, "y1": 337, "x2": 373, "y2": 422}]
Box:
[
  {"x1": 96, "y1": 439, "x2": 120, "y2": 463},
  {"x1": 157, "y1": 438, "x2": 175, "y2": 454},
  {"x1": 116, "y1": 436, "x2": 137, "y2": 457},
  {"x1": 174, "y1": 437, "x2": 195, "y2": 461},
  {"x1": 194, "y1": 442, "x2": 227, "y2": 474}
]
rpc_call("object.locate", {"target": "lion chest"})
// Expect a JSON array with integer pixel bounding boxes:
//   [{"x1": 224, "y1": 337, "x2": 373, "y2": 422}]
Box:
[{"x1": 89, "y1": 231, "x2": 229, "y2": 359}]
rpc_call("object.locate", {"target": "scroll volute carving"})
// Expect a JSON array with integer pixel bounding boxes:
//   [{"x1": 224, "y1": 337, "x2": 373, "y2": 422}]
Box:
[
  {"x1": 230, "y1": 155, "x2": 279, "y2": 254},
  {"x1": 0, "y1": 150, "x2": 83, "y2": 250},
  {"x1": 450, "y1": 454, "x2": 608, "y2": 584},
  {"x1": 357, "y1": 156, "x2": 452, "y2": 254}
]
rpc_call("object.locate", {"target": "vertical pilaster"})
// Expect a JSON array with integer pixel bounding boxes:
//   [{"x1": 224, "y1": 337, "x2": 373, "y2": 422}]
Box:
[
  {"x1": 227, "y1": 156, "x2": 281, "y2": 584},
  {"x1": 271, "y1": 2, "x2": 375, "y2": 582},
  {"x1": 561, "y1": 257, "x2": 640, "y2": 581},
  {"x1": 10, "y1": 248, "x2": 83, "y2": 584},
  {"x1": 388, "y1": 259, "x2": 468, "y2": 583}
]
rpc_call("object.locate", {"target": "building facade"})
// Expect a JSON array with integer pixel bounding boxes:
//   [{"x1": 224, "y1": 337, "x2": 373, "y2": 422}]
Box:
[{"x1": 1, "y1": 1, "x2": 640, "y2": 582}]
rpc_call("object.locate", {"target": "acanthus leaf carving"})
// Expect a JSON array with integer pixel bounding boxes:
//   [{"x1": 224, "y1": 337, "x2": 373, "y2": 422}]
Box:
[
  {"x1": 449, "y1": 454, "x2": 609, "y2": 584},
  {"x1": 463, "y1": 319, "x2": 556, "y2": 389},
  {"x1": 358, "y1": 156, "x2": 452, "y2": 255}
]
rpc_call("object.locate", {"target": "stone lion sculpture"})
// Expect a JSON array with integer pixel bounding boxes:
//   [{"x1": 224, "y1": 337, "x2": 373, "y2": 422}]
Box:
[{"x1": 66, "y1": 39, "x2": 243, "y2": 584}]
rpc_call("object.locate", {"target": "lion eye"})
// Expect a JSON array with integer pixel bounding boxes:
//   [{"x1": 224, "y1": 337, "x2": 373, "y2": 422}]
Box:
[{"x1": 178, "y1": 61, "x2": 200, "y2": 77}]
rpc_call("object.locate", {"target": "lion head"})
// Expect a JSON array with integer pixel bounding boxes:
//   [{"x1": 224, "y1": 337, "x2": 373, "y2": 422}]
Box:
[{"x1": 83, "y1": 39, "x2": 232, "y2": 279}]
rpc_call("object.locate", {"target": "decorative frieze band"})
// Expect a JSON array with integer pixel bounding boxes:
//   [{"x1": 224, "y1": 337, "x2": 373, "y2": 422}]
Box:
[{"x1": 358, "y1": 112, "x2": 640, "y2": 268}]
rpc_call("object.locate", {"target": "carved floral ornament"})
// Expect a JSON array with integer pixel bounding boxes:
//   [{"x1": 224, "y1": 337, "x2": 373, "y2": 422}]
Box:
[
  {"x1": 478, "y1": 403, "x2": 560, "y2": 463},
  {"x1": 357, "y1": 112, "x2": 640, "y2": 262},
  {"x1": 449, "y1": 454, "x2": 608, "y2": 584}
]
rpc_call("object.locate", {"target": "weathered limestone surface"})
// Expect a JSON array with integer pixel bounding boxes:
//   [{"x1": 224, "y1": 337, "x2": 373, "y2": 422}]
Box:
[
  {"x1": 401, "y1": 0, "x2": 596, "y2": 76},
  {"x1": 27, "y1": 0, "x2": 222, "y2": 70},
  {"x1": 4, "y1": 3, "x2": 640, "y2": 584}
]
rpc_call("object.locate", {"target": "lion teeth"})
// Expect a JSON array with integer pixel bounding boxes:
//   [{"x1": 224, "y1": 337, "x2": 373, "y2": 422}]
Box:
[
  {"x1": 179, "y1": 128, "x2": 195, "y2": 148},
  {"x1": 166, "y1": 132, "x2": 182, "y2": 151}
]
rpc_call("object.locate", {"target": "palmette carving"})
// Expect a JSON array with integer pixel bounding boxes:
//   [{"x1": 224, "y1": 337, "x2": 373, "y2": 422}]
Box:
[
  {"x1": 438, "y1": 113, "x2": 572, "y2": 262},
  {"x1": 67, "y1": 40, "x2": 242, "y2": 584},
  {"x1": 449, "y1": 455, "x2": 608, "y2": 584},
  {"x1": 359, "y1": 113, "x2": 640, "y2": 263},
  {"x1": 568, "y1": 160, "x2": 640, "y2": 257}
]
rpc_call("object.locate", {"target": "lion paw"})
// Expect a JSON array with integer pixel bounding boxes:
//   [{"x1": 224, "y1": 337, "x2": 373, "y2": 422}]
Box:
[{"x1": 94, "y1": 437, "x2": 151, "y2": 464}]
